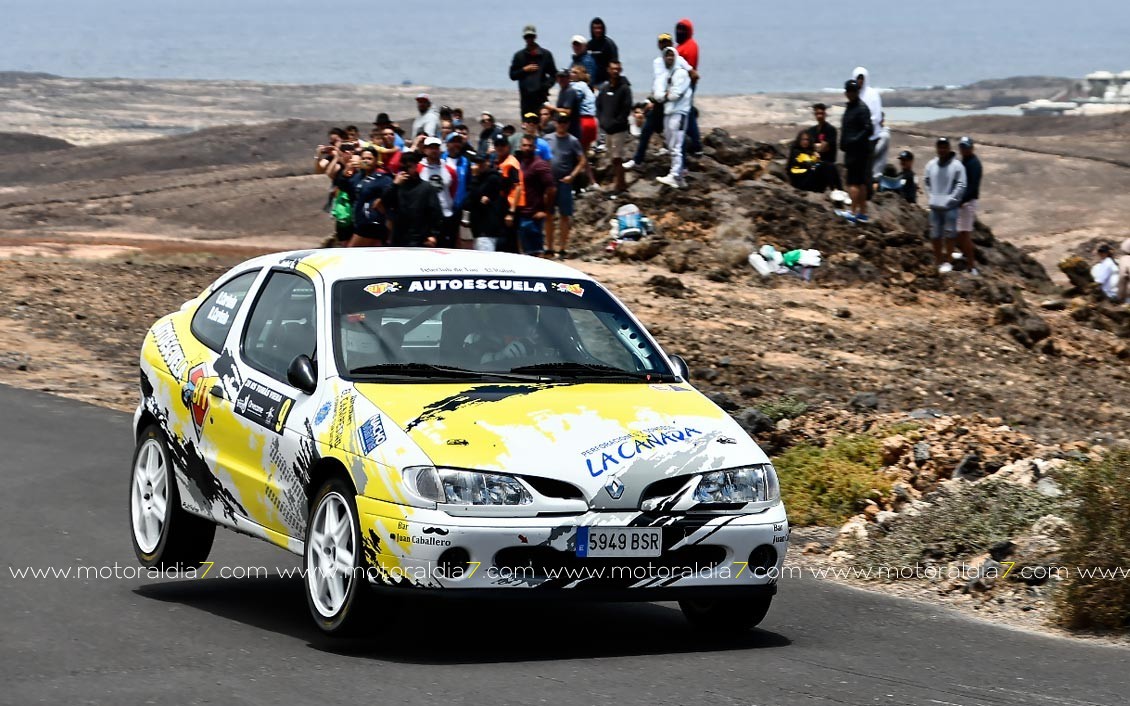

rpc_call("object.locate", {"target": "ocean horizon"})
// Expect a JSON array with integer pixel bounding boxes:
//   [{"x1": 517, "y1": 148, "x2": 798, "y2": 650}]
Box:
[{"x1": 5, "y1": 0, "x2": 1129, "y2": 95}]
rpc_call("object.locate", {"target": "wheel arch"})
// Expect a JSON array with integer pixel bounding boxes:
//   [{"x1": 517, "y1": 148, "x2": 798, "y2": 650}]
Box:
[
  {"x1": 306, "y1": 456, "x2": 357, "y2": 507},
  {"x1": 135, "y1": 409, "x2": 159, "y2": 441}
]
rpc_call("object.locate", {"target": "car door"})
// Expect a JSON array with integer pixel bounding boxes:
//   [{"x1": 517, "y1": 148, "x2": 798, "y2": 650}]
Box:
[{"x1": 208, "y1": 268, "x2": 326, "y2": 541}]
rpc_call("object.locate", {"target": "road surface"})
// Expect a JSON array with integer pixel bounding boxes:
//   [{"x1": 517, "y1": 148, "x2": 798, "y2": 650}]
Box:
[{"x1": 1, "y1": 384, "x2": 1126, "y2": 705}]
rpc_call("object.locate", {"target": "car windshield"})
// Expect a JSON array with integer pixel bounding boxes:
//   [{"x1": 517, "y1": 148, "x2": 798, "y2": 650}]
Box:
[{"x1": 332, "y1": 275, "x2": 676, "y2": 382}]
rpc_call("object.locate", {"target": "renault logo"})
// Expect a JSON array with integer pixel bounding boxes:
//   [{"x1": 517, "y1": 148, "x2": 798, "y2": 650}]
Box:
[{"x1": 605, "y1": 477, "x2": 625, "y2": 500}]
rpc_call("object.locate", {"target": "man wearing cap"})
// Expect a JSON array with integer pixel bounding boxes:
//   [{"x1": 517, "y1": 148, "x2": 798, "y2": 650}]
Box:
[
  {"x1": 852, "y1": 67, "x2": 889, "y2": 181},
  {"x1": 895, "y1": 150, "x2": 917, "y2": 203},
  {"x1": 411, "y1": 95, "x2": 440, "y2": 139},
  {"x1": 418, "y1": 136, "x2": 459, "y2": 247},
  {"x1": 806, "y1": 103, "x2": 840, "y2": 191},
  {"x1": 443, "y1": 133, "x2": 471, "y2": 239},
  {"x1": 924, "y1": 137, "x2": 968, "y2": 274},
  {"x1": 956, "y1": 136, "x2": 982, "y2": 272},
  {"x1": 839, "y1": 79, "x2": 873, "y2": 222},
  {"x1": 477, "y1": 112, "x2": 502, "y2": 156},
  {"x1": 655, "y1": 47, "x2": 693, "y2": 190},
  {"x1": 623, "y1": 33, "x2": 690, "y2": 171},
  {"x1": 510, "y1": 113, "x2": 554, "y2": 160},
  {"x1": 510, "y1": 25, "x2": 558, "y2": 121},
  {"x1": 373, "y1": 113, "x2": 406, "y2": 149},
  {"x1": 555, "y1": 70, "x2": 583, "y2": 141},
  {"x1": 385, "y1": 152, "x2": 442, "y2": 248},
  {"x1": 545, "y1": 112, "x2": 586, "y2": 258},
  {"x1": 570, "y1": 36, "x2": 597, "y2": 87}
]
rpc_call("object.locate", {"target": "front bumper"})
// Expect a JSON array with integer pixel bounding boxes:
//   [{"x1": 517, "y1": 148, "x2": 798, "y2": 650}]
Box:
[{"x1": 356, "y1": 496, "x2": 789, "y2": 595}]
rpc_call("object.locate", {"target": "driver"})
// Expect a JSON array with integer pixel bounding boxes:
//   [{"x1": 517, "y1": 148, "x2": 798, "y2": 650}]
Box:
[{"x1": 476, "y1": 304, "x2": 540, "y2": 365}]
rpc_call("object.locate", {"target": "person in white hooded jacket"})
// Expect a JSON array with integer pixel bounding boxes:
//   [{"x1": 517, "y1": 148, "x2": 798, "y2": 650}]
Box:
[
  {"x1": 654, "y1": 47, "x2": 693, "y2": 189},
  {"x1": 624, "y1": 34, "x2": 691, "y2": 170},
  {"x1": 852, "y1": 66, "x2": 890, "y2": 181}
]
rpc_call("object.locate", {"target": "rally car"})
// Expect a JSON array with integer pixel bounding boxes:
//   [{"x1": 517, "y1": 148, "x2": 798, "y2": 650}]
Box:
[{"x1": 131, "y1": 248, "x2": 788, "y2": 635}]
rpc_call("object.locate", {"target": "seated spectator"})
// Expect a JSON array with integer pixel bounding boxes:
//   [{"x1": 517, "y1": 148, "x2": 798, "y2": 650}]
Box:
[
  {"x1": 1120, "y1": 238, "x2": 1130, "y2": 302},
  {"x1": 806, "y1": 103, "x2": 841, "y2": 191},
  {"x1": 1092, "y1": 243, "x2": 1121, "y2": 301},
  {"x1": 895, "y1": 150, "x2": 918, "y2": 202},
  {"x1": 477, "y1": 112, "x2": 502, "y2": 156},
  {"x1": 787, "y1": 130, "x2": 822, "y2": 192}
]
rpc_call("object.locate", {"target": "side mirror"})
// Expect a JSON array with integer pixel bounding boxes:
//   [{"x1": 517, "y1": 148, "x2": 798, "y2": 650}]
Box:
[
  {"x1": 287, "y1": 354, "x2": 318, "y2": 395},
  {"x1": 669, "y1": 355, "x2": 689, "y2": 381}
]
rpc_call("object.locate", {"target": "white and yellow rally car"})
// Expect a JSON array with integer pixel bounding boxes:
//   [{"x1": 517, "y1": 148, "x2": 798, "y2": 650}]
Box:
[{"x1": 131, "y1": 248, "x2": 788, "y2": 634}]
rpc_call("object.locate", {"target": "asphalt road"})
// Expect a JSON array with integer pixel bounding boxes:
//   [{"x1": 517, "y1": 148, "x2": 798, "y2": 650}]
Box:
[{"x1": 2, "y1": 384, "x2": 1127, "y2": 706}]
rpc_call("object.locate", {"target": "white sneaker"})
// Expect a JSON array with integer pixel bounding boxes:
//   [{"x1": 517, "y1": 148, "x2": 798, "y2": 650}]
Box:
[
  {"x1": 951, "y1": 252, "x2": 964, "y2": 260},
  {"x1": 938, "y1": 262, "x2": 954, "y2": 274},
  {"x1": 621, "y1": 159, "x2": 636, "y2": 170},
  {"x1": 656, "y1": 174, "x2": 682, "y2": 189},
  {"x1": 969, "y1": 267, "x2": 981, "y2": 277},
  {"x1": 656, "y1": 147, "x2": 670, "y2": 156}
]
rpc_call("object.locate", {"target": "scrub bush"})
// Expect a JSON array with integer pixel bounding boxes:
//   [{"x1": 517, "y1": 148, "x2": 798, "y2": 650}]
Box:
[{"x1": 774, "y1": 434, "x2": 888, "y2": 526}]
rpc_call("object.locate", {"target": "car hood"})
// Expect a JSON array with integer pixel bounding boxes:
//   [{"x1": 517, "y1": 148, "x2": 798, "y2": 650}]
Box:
[{"x1": 354, "y1": 381, "x2": 768, "y2": 507}]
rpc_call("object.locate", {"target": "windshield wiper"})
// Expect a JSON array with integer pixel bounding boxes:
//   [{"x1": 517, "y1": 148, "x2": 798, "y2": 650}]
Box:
[
  {"x1": 508, "y1": 362, "x2": 679, "y2": 382},
  {"x1": 349, "y1": 363, "x2": 544, "y2": 382}
]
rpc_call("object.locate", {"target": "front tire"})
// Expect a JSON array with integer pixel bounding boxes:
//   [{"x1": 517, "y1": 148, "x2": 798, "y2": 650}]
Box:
[
  {"x1": 304, "y1": 477, "x2": 374, "y2": 635},
  {"x1": 129, "y1": 424, "x2": 216, "y2": 569},
  {"x1": 679, "y1": 595, "x2": 773, "y2": 633}
]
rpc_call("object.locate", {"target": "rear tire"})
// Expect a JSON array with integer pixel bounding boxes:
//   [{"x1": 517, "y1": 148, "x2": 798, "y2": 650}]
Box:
[
  {"x1": 304, "y1": 477, "x2": 374, "y2": 636},
  {"x1": 679, "y1": 595, "x2": 773, "y2": 633},
  {"x1": 130, "y1": 424, "x2": 216, "y2": 570}
]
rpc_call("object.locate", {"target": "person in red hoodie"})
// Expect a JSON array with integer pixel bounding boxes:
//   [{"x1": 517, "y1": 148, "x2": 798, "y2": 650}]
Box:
[{"x1": 674, "y1": 19, "x2": 702, "y2": 156}]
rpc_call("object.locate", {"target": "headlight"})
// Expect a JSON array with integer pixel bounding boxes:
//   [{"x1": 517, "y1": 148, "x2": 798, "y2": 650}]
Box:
[
  {"x1": 693, "y1": 465, "x2": 780, "y2": 504},
  {"x1": 401, "y1": 466, "x2": 532, "y2": 506}
]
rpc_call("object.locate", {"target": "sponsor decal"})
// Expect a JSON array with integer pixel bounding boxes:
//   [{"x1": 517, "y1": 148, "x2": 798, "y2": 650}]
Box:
[
  {"x1": 152, "y1": 320, "x2": 189, "y2": 379},
  {"x1": 581, "y1": 426, "x2": 705, "y2": 477},
  {"x1": 205, "y1": 305, "x2": 230, "y2": 326},
  {"x1": 313, "y1": 401, "x2": 332, "y2": 425},
  {"x1": 716, "y1": 436, "x2": 737, "y2": 445},
  {"x1": 422, "y1": 526, "x2": 450, "y2": 536},
  {"x1": 357, "y1": 415, "x2": 387, "y2": 455},
  {"x1": 181, "y1": 363, "x2": 211, "y2": 432},
  {"x1": 329, "y1": 391, "x2": 355, "y2": 449},
  {"x1": 605, "y1": 477, "x2": 626, "y2": 499},
  {"x1": 234, "y1": 379, "x2": 295, "y2": 434},
  {"x1": 649, "y1": 384, "x2": 691, "y2": 392},
  {"x1": 364, "y1": 282, "x2": 401, "y2": 298},
  {"x1": 406, "y1": 279, "x2": 547, "y2": 293},
  {"x1": 518, "y1": 534, "x2": 529, "y2": 544},
  {"x1": 553, "y1": 282, "x2": 585, "y2": 297},
  {"x1": 390, "y1": 532, "x2": 452, "y2": 547}
]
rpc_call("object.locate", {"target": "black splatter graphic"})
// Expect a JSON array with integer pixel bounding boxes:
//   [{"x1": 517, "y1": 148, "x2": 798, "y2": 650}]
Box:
[
  {"x1": 163, "y1": 423, "x2": 247, "y2": 522},
  {"x1": 212, "y1": 348, "x2": 243, "y2": 400},
  {"x1": 403, "y1": 383, "x2": 561, "y2": 432}
]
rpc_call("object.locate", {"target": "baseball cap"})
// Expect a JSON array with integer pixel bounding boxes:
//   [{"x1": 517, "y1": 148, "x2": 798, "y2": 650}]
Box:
[
  {"x1": 556, "y1": 68, "x2": 571, "y2": 78},
  {"x1": 898, "y1": 150, "x2": 914, "y2": 161},
  {"x1": 423, "y1": 136, "x2": 442, "y2": 146},
  {"x1": 480, "y1": 110, "x2": 494, "y2": 120},
  {"x1": 844, "y1": 79, "x2": 859, "y2": 92},
  {"x1": 555, "y1": 111, "x2": 571, "y2": 123},
  {"x1": 415, "y1": 93, "x2": 430, "y2": 101},
  {"x1": 522, "y1": 24, "x2": 537, "y2": 37},
  {"x1": 657, "y1": 32, "x2": 673, "y2": 41},
  {"x1": 373, "y1": 112, "x2": 391, "y2": 125},
  {"x1": 491, "y1": 134, "x2": 510, "y2": 147},
  {"x1": 571, "y1": 35, "x2": 586, "y2": 44},
  {"x1": 445, "y1": 132, "x2": 464, "y2": 142},
  {"x1": 936, "y1": 137, "x2": 951, "y2": 146},
  {"x1": 522, "y1": 112, "x2": 539, "y2": 122},
  {"x1": 959, "y1": 136, "x2": 975, "y2": 148}
]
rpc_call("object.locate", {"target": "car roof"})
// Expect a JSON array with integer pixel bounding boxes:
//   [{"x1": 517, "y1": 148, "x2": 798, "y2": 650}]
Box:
[{"x1": 244, "y1": 248, "x2": 598, "y2": 283}]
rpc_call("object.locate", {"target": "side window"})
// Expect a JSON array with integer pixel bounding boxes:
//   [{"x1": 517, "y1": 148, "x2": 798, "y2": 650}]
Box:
[
  {"x1": 242, "y1": 271, "x2": 318, "y2": 383},
  {"x1": 190, "y1": 271, "x2": 259, "y2": 352}
]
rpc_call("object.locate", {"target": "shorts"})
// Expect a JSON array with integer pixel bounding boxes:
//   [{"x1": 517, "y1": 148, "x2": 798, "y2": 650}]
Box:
[
  {"x1": 334, "y1": 220, "x2": 353, "y2": 242},
  {"x1": 929, "y1": 207, "x2": 958, "y2": 240},
  {"x1": 957, "y1": 200, "x2": 978, "y2": 232},
  {"x1": 554, "y1": 180, "x2": 574, "y2": 217},
  {"x1": 580, "y1": 116, "x2": 598, "y2": 148},
  {"x1": 606, "y1": 131, "x2": 629, "y2": 160},
  {"x1": 353, "y1": 222, "x2": 387, "y2": 243},
  {"x1": 844, "y1": 152, "x2": 871, "y2": 186},
  {"x1": 517, "y1": 216, "x2": 545, "y2": 255}
]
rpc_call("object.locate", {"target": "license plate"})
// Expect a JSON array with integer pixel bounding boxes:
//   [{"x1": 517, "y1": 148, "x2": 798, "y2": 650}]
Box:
[{"x1": 576, "y1": 527, "x2": 662, "y2": 558}]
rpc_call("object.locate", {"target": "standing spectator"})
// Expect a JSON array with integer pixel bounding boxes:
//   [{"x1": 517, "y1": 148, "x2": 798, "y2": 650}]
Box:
[
  {"x1": 623, "y1": 34, "x2": 688, "y2": 170},
  {"x1": 839, "y1": 79, "x2": 873, "y2": 223},
  {"x1": 924, "y1": 137, "x2": 968, "y2": 274},
  {"x1": 1118, "y1": 238, "x2": 1130, "y2": 302},
  {"x1": 385, "y1": 152, "x2": 442, "y2": 247},
  {"x1": 675, "y1": 19, "x2": 701, "y2": 156},
  {"x1": 544, "y1": 113, "x2": 587, "y2": 259},
  {"x1": 509, "y1": 25, "x2": 557, "y2": 121},
  {"x1": 465, "y1": 155, "x2": 507, "y2": 251},
  {"x1": 555, "y1": 69, "x2": 583, "y2": 141},
  {"x1": 538, "y1": 104, "x2": 556, "y2": 135},
  {"x1": 375, "y1": 127, "x2": 403, "y2": 174},
  {"x1": 345, "y1": 125, "x2": 366, "y2": 147},
  {"x1": 325, "y1": 144, "x2": 364, "y2": 245},
  {"x1": 509, "y1": 113, "x2": 553, "y2": 160},
  {"x1": 806, "y1": 103, "x2": 841, "y2": 190},
  {"x1": 451, "y1": 107, "x2": 465, "y2": 124},
  {"x1": 655, "y1": 47, "x2": 693, "y2": 190},
  {"x1": 412, "y1": 94, "x2": 440, "y2": 138},
  {"x1": 514, "y1": 135, "x2": 555, "y2": 256},
  {"x1": 570, "y1": 36, "x2": 597, "y2": 86},
  {"x1": 314, "y1": 127, "x2": 347, "y2": 175},
  {"x1": 956, "y1": 136, "x2": 982, "y2": 272},
  {"x1": 596, "y1": 60, "x2": 633, "y2": 194},
  {"x1": 787, "y1": 131, "x2": 821, "y2": 192},
  {"x1": 349, "y1": 147, "x2": 393, "y2": 247},
  {"x1": 444, "y1": 133, "x2": 472, "y2": 246},
  {"x1": 491, "y1": 134, "x2": 522, "y2": 253},
  {"x1": 418, "y1": 136, "x2": 459, "y2": 248},
  {"x1": 586, "y1": 17, "x2": 619, "y2": 86},
  {"x1": 439, "y1": 119, "x2": 455, "y2": 143},
  {"x1": 570, "y1": 65, "x2": 599, "y2": 188},
  {"x1": 852, "y1": 67, "x2": 889, "y2": 181},
  {"x1": 477, "y1": 112, "x2": 502, "y2": 156},
  {"x1": 1091, "y1": 244, "x2": 1121, "y2": 301},
  {"x1": 373, "y1": 113, "x2": 405, "y2": 149}
]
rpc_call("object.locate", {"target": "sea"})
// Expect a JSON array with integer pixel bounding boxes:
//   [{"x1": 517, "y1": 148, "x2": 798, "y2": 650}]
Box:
[{"x1": 4, "y1": 0, "x2": 1129, "y2": 94}]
